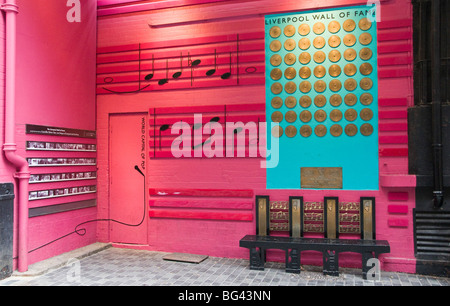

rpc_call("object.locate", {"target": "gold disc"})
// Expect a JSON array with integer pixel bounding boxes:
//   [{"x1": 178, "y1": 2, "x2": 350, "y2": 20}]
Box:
[
  {"x1": 344, "y1": 63, "x2": 357, "y2": 76},
  {"x1": 270, "y1": 54, "x2": 282, "y2": 66},
  {"x1": 284, "y1": 39, "x2": 296, "y2": 51},
  {"x1": 284, "y1": 53, "x2": 297, "y2": 65},
  {"x1": 345, "y1": 109, "x2": 358, "y2": 121},
  {"x1": 315, "y1": 124, "x2": 327, "y2": 137},
  {"x1": 313, "y1": 51, "x2": 326, "y2": 63},
  {"x1": 298, "y1": 24, "x2": 311, "y2": 36},
  {"x1": 343, "y1": 34, "x2": 356, "y2": 47},
  {"x1": 360, "y1": 123, "x2": 374, "y2": 136},
  {"x1": 271, "y1": 111, "x2": 283, "y2": 123},
  {"x1": 343, "y1": 19, "x2": 356, "y2": 32},
  {"x1": 343, "y1": 48, "x2": 357, "y2": 61},
  {"x1": 285, "y1": 125, "x2": 297, "y2": 138},
  {"x1": 270, "y1": 68, "x2": 282, "y2": 80},
  {"x1": 359, "y1": 33, "x2": 372, "y2": 45},
  {"x1": 329, "y1": 79, "x2": 342, "y2": 92},
  {"x1": 344, "y1": 93, "x2": 357, "y2": 106},
  {"x1": 284, "y1": 25, "x2": 296, "y2": 37},
  {"x1": 360, "y1": 108, "x2": 374, "y2": 121},
  {"x1": 329, "y1": 50, "x2": 341, "y2": 62},
  {"x1": 330, "y1": 94, "x2": 342, "y2": 107},
  {"x1": 300, "y1": 110, "x2": 312, "y2": 122},
  {"x1": 271, "y1": 82, "x2": 283, "y2": 94},
  {"x1": 298, "y1": 38, "x2": 311, "y2": 50},
  {"x1": 360, "y1": 63, "x2": 373, "y2": 76},
  {"x1": 360, "y1": 93, "x2": 373, "y2": 106},
  {"x1": 314, "y1": 65, "x2": 326, "y2": 78},
  {"x1": 328, "y1": 21, "x2": 341, "y2": 33},
  {"x1": 285, "y1": 110, "x2": 297, "y2": 123},
  {"x1": 299, "y1": 95, "x2": 312, "y2": 108},
  {"x1": 313, "y1": 22, "x2": 325, "y2": 34},
  {"x1": 314, "y1": 95, "x2": 327, "y2": 107},
  {"x1": 300, "y1": 125, "x2": 312, "y2": 137},
  {"x1": 299, "y1": 81, "x2": 312, "y2": 93},
  {"x1": 330, "y1": 109, "x2": 343, "y2": 122},
  {"x1": 345, "y1": 124, "x2": 358, "y2": 136},
  {"x1": 299, "y1": 66, "x2": 311, "y2": 79},
  {"x1": 269, "y1": 40, "x2": 282, "y2": 52},
  {"x1": 314, "y1": 80, "x2": 327, "y2": 93},
  {"x1": 330, "y1": 124, "x2": 343, "y2": 137},
  {"x1": 360, "y1": 77, "x2": 373, "y2": 90},
  {"x1": 271, "y1": 97, "x2": 283, "y2": 109},
  {"x1": 314, "y1": 109, "x2": 327, "y2": 122},
  {"x1": 359, "y1": 17, "x2": 372, "y2": 31},
  {"x1": 313, "y1": 36, "x2": 326, "y2": 49},
  {"x1": 299, "y1": 52, "x2": 311, "y2": 64},
  {"x1": 271, "y1": 125, "x2": 283, "y2": 138},
  {"x1": 285, "y1": 81, "x2": 297, "y2": 94},
  {"x1": 269, "y1": 26, "x2": 281, "y2": 38},
  {"x1": 329, "y1": 64, "x2": 341, "y2": 77},
  {"x1": 328, "y1": 35, "x2": 341, "y2": 48},
  {"x1": 285, "y1": 96, "x2": 297, "y2": 108},
  {"x1": 344, "y1": 78, "x2": 357, "y2": 91},
  {"x1": 359, "y1": 47, "x2": 373, "y2": 60},
  {"x1": 284, "y1": 67, "x2": 297, "y2": 79}
]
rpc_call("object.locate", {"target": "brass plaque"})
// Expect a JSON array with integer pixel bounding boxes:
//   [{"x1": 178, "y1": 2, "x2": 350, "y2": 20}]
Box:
[
  {"x1": 271, "y1": 97, "x2": 283, "y2": 109},
  {"x1": 343, "y1": 34, "x2": 356, "y2": 46},
  {"x1": 359, "y1": 48, "x2": 373, "y2": 60},
  {"x1": 285, "y1": 110, "x2": 297, "y2": 123},
  {"x1": 284, "y1": 53, "x2": 296, "y2": 65},
  {"x1": 360, "y1": 93, "x2": 373, "y2": 105},
  {"x1": 314, "y1": 80, "x2": 327, "y2": 93},
  {"x1": 284, "y1": 25, "x2": 296, "y2": 37},
  {"x1": 271, "y1": 82, "x2": 283, "y2": 94},
  {"x1": 330, "y1": 109, "x2": 343, "y2": 122},
  {"x1": 301, "y1": 167, "x2": 343, "y2": 189},
  {"x1": 314, "y1": 66, "x2": 326, "y2": 78},
  {"x1": 360, "y1": 123, "x2": 374, "y2": 136},
  {"x1": 359, "y1": 33, "x2": 372, "y2": 45},
  {"x1": 269, "y1": 26, "x2": 281, "y2": 38},
  {"x1": 299, "y1": 81, "x2": 312, "y2": 93},
  {"x1": 344, "y1": 78, "x2": 357, "y2": 91},
  {"x1": 299, "y1": 95, "x2": 312, "y2": 108},
  {"x1": 326, "y1": 199, "x2": 337, "y2": 239},
  {"x1": 271, "y1": 111, "x2": 283, "y2": 123},
  {"x1": 313, "y1": 51, "x2": 326, "y2": 63},
  {"x1": 345, "y1": 124, "x2": 358, "y2": 136},
  {"x1": 298, "y1": 23, "x2": 310, "y2": 36},
  {"x1": 285, "y1": 96, "x2": 296, "y2": 108},
  {"x1": 360, "y1": 108, "x2": 373, "y2": 121},
  {"x1": 299, "y1": 67, "x2": 311, "y2": 79},
  {"x1": 328, "y1": 21, "x2": 341, "y2": 33},
  {"x1": 270, "y1": 68, "x2": 282, "y2": 80},
  {"x1": 344, "y1": 63, "x2": 357, "y2": 76},
  {"x1": 344, "y1": 93, "x2": 357, "y2": 106},
  {"x1": 314, "y1": 110, "x2": 327, "y2": 122},
  {"x1": 284, "y1": 38, "x2": 296, "y2": 51},
  {"x1": 359, "y1": 18, "x2": 372, "y2": 31},
  {"x1": 314, "y1": 95, "x2": 327, "y2": 107},
  {"x1": 284, "y1": 81, "x2": 297, "y2": 94},
  {"x1": 258, "y1": 197, "x2": 268, "y2": 236},
  {"x1": 328, "y1": 35, "x2": 341, "y2": 48},
  {"x1": 285, "y1": 125, "x2": 297, "y2": 138},
  {"x1": 271, "y1": 125, "x2": 283, "y2": 138},
  {"x1": 313, "y1": 36, "x2": 326, "y2": 49},
  {"x1": 343, "y1": 19, "x2": 356, "y2": 32},
  {"x1": 330, "y1": 124, "x2": 343, "y2": 137},
  {"x1": 313, "y1": 22, "x2": 325, "y2": 34},
  {"x1": 284, "y1": 67, "x2": 297, "y2": 79},
  {"x1": 329, "y1": 50, "x2": 341, "y2": 62},
  {"x1": 344, "y1": 109, "x2": 358, "y2": 121},
  {"x1": 270, "y1": 54, "x2": 282, "y2": 66},
  {"x1": 300, "y1": 125, "x2": 312, "y2": 137},
  {"x1": 343, "y1": 48, "x2": 357, "y2": 61},
  {"x1": 329, "y1": 64, "x2": 341, "y2": 77},
  {"x1": 300, "y1": 110, "x2": 312, "y2": 123},
  {"x1": 291, "y1": 199, "x2": 302, "y2": 238},
  {"x1": 360, "y1": 77, "x2": 373, "y2": 90},
  {"x1": 330, "y1": 94, "x2": 342, "y2": 106},
  {"x1": 269, "y1": 40, "x2": 281, "y2": 52},
  {"x1": 360, "y1": 63, "x2": 373, "y2": 76},
  {"x1": 362, "y1": 199, "x2": 373, "y2": 240},
  {"x1": 298, "y1": 37, "x2": 311, "y2": 50},
  {"x1": 329, "y1": 79, "x2": 342, "y2": 92},
  {"x1": 299, "y1": 52, "x2": 311, "y2": 64},
  {"x1": 314, "y1": 124, "x2": 327, "y2": 137}
]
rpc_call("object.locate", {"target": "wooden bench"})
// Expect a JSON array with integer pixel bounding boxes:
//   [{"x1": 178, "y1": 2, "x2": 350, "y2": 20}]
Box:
[{"x1": 239, "y1": 196, "x2": 390, "y2": 279}]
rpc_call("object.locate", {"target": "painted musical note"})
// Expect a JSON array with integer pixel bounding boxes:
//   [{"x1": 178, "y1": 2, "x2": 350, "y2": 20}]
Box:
[
  {"x1": 172, "y1": 52, "x2": 183, "y2": 79},
  {"x1": 221, "y1": 52, "x2": 232, "y2": 80},
  {"x1": 145, "y1": 54, "x2": 155, "y2": 81},
  {"x1": 188, "y1": 52, "x2": 201, "y2": 86},
  {"x1": 206, "y1": 49, "x2": 217, "y2": 76},
  {"x1": 158, "y1": 59, "x2": 169, "y2": 85},
  {"x1": 159, "y1": 124, "x2": 170, "y2": 150},
  {"x1": 192, "y1": 116, "x2": 221, "y2": 149}
]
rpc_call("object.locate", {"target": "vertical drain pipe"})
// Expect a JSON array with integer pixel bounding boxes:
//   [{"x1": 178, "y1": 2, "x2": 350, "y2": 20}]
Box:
[{"x1": 1, "y1": 0, "x2": 30, "y2": 272}]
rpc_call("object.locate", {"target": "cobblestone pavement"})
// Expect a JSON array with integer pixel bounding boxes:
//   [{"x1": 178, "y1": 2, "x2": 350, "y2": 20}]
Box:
[{"x1": 0, "y1": 247, "x2": 449, "y2": 286}]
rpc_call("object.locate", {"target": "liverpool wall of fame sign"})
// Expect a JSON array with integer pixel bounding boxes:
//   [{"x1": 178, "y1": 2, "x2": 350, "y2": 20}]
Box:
[{"x1": 265, "y1": 5, "x2": 378, "y2": 190}]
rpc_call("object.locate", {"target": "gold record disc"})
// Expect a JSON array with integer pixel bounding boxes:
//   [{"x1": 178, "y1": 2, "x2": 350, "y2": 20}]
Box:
[
  {"x1": 344, "y1": 78, "x2": 357, "y2": 91},
  {"x1": 344, "y1": 93, "x2": 357, "y2": 106},
  {"x1": 343, "y1": 19, "x2": 356, "y2": 32},
  {"x1": 329, "y1": 79, "x2": 342, "y2": 92},
  {"x1": 270, "y1": 68, "x2": 282, "y2": 80},
  {"x1": 360, "y1": 93, "x2": 373, "y2": 106},
  {"x1": 314, "y1": 95, "x2": 327, "y2": 107},
  {"x1": 284, "y1": 53, "x2": 297, "y2": 65},
  {"x1": 298, "y1": 38, "x2": 311, "y2": 50},
  {"x1": 285, "y1": 110, "x2": 297, "y2": 123},
  {"x1": 329, "y1": 64, "x2": 341, "y2": 77},
  {"x1": 328, "y1": 21, "x2": 341, "y2": 33},
  {"x1": 344, "y1": 48, "x2": 357, "y2": 61},
  {"x1": 314, "y1": 80, "x2": 327, "y2": 93},
  {"x1": 271, "y1": 125, "x2": 283, "y2": 138},
  {"x1": 314, "y1": 110, "x2": 327, "y2": 122},
  {"x1": 314, "y1": 65, "x2": 326, "y2": 78},
  {"x1": 270, "y1": 54, "x2": 282, "y2": 66},
  {"x1": 299, "y1": 67, "x2": 311, "y2": 79},
  {"x1": 298, "y1": 24, "x2": 311, "y2": 36},
  {"x1": 285, "y1": 81, "x2": 297, "y2": 94},
  {"x1": 328, "y1": 35, "x2": 341, "y2": 48},
  {"x1": 269, "y1": 26, "x2": 281, "y2": 38},
  {"x1": 271, "y1": 111, "x2": 283, "y2": 123},
  {"x1": 360, "y1": 77, "x2": 373, "y2": 90},
  {"x1": 359, "y1": 33, "x2": 372, "y2": 45},
  {"x1": 284, "y1": 39, "x2": 296, "y2": 51},
  {"x1": 313, "y1": 36, "x2": 326, "y2": 49},
  {"x1": 285, "y1": 96, "x2": 297, "y2": 108},
  {"x1": 360, "y1": 63, "x2": 373, "y2": 76},
  {"x1": 284, "y1": 25, "x2": 296, "y2": 37},
  {"x1": 344, "y1": 63, "x2": 357, "y2": 76},
  {"x1": 271, "y1": 97, "x2": 283, "y2": 109},
  {"x1": 330, "y1": 94, "x2": 342, "y2": 107},
  {"x1": 360, "y1": 123, "x2": 374, "y2": 136},
  {"x1": 315, "y1": 124, "x2": 327, "y2": 137},
  {"x1": 344, "y1": 109, "x2": 358, "y2": 121},
  {"x1": 330, "y1": 124, "x2": 343, "y2": 137},
  {"x1": 299, "y1": 52, "x2": 311, "y2": 64},
  {"x1": 313, "y1": 22, "x2": 325, "y2": 34},
  {"x1": 271, "y1": 82, "x2": 283, "y2": 94},
  {"x1": 329, "y1": 50, "x2": 341, "y2": 62},
  {"x1": 360, "y1": 108, "x2": 374, "y2": 121},
  {"x1": 343, "y1": 34, "x2": 356, "y2": 47},
  {"x1": 330, "y1": 109, "x2": 343, "y2": 122},
  {"x1": 313, "y1": 51, "x2": 326, "y2": 64},
  {"x1": 285, "y1": 125, "x2": 297, "y2": 138},
  {"x1": 359, "y1": 47, "x2": 373, "y2": 60},
  {"x1": 299, "y1": 95, "x2": 312, "y2": 108},
  {"x1": 300, "y1": 125, "x2": 313, "y2": 137},
  {"x1": 299, "y1": 81, "x2": 312, "y2": 93},
  {"x1": 284, "y1": 67, "x2": 297, "y2": 79},
  {"x1": 359, "y1": 17, "x2": 372, "y2": 31},
  {"x1": 345, "y1": 124, "x2": 358, "y2": 136},
  {"x1": 270, "y1": 40, "x2": 282, "y2": 52},
  {"x1": 300, "y1": 110, "x2": 312, "y2": 123}
]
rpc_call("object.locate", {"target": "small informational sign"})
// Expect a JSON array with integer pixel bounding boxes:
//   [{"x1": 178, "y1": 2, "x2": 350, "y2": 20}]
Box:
[{"x1": 26, "y1": 124, "x2": 96, "y2": 139}]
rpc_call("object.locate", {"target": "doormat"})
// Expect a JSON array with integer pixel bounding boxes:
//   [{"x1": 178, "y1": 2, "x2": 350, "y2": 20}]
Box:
[{"x1": 162, "y1": 253, "x2": 209, "y2": 264}]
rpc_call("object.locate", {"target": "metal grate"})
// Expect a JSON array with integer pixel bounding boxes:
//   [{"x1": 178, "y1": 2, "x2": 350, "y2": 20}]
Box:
[{"x1": 415, "y1": 211, "x2": 450, "y2": 258}]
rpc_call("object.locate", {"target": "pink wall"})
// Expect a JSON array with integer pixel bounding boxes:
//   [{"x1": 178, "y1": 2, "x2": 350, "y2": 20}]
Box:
[{"x1": 96, "y1": 0, "x2": 416, "y2": 273}]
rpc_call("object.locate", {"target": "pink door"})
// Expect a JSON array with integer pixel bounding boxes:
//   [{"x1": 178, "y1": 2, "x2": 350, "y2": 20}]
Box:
[{"x1": 109, "y1": 113, "x2": 148, "y2": 244}]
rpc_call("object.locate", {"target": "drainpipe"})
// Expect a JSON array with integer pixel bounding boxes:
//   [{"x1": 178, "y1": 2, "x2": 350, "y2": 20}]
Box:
[{"x1": 1, "y1": 0, "x2": 30, "y2": 272}]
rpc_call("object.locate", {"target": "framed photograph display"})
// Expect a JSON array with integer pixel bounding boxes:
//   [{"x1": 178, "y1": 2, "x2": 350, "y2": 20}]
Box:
[
  {"x1": 29, "y1": 185, "x2": 97, "y2": 201},
  {"x1": 29, "y1": 171, "x2": 97, "y2": 183},
  {"x1": 27, "y1": 141, "x2": 96, "y2": 152},
  {"x1": 27, "y1": 158, "x2": 96, "y2": 167}
]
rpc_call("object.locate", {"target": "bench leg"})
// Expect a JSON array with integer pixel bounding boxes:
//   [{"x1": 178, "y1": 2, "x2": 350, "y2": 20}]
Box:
[
  {"x1": 285, "y1": 249, "x2": 301, "y2": 274},
  {"x1": 323, "y1": 250, "x2": 339, "y2": 276},
  {"x1": 249, "y1": 247, "x2": 265, "y2": 271}
]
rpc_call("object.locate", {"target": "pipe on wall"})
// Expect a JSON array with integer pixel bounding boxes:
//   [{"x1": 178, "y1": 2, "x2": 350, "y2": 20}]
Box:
[{"x1": 1, "y1": 0, "x2": 30, "y2": 272}]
